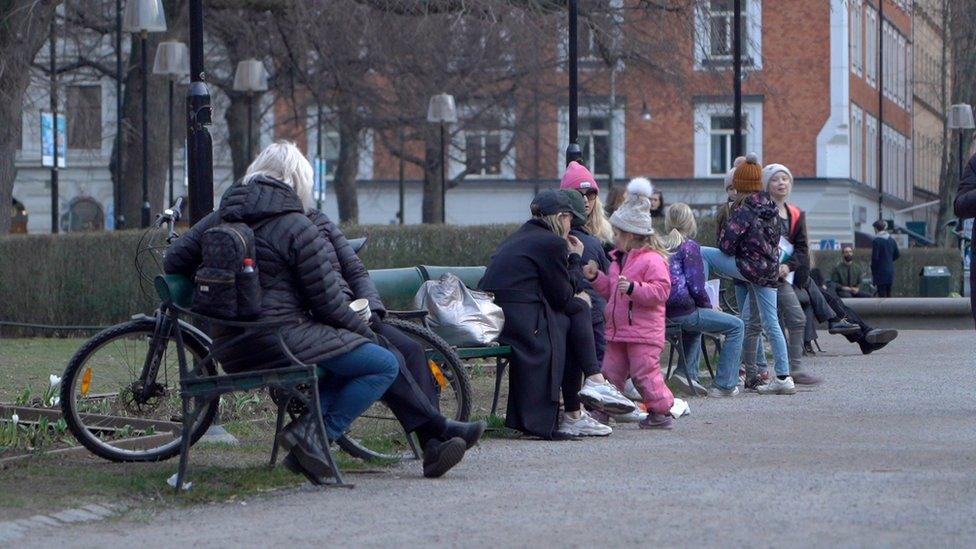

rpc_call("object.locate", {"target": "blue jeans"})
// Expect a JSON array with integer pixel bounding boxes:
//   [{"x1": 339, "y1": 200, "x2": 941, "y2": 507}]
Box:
[
  {"x1": 317, "y1": 342, "x2": 399, "y2": 440},
  {"x1": 700, "y1": 247, "x2": 790, "y2": 377},
  {"x1": 670, "y1": 308, "x2": 744, "y2": 391}
]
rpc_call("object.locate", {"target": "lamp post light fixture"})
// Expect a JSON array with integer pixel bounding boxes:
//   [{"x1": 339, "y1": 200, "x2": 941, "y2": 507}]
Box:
[
  {"x1": 153, "y1": 41, "x2": 189, "y2": 208},
  {"x1": 640, "y1": 100, "x2": 652, "y2": 122},
  {"x1": 123, "y1": 0, "x2": 167, "y2": 228},
  {"x1": 948, "y1": 104, "x2": 975, "y2": 180},
  {"x1": 233, "y1": 59, "x2": 269, "y2": 163},
  {"x1": 427, "y1": 93, "x2": 457, "y2": 224}
]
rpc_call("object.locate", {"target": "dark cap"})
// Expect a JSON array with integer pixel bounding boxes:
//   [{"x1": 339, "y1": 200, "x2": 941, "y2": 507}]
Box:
[
  {"x1": 530, "y1": 189, "x2": 575, "y2": 218},
  {"x1": 559, "y1": 189, "x2": 588, "y2": 226}
]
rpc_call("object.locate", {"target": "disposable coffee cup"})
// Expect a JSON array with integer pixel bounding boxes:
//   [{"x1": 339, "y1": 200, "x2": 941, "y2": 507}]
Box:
[{"x1": 350, "y1": 298, "x2": 371, "y2": 323}]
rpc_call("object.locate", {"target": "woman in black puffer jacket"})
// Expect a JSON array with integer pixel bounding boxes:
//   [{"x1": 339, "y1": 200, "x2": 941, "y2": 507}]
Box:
[{"x1": 164, "y1": 142, "x2": 399, "y2": 482}]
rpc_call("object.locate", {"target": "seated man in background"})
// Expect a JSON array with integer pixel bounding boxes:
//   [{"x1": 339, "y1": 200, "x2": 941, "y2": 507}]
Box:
[{"x1": 830, "y1": 245, "x2": 868, "y2": 298}]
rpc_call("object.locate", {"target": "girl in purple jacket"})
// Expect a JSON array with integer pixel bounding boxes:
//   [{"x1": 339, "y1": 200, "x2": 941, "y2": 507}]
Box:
[{"x1": 663, "y1": 203, "x2": 744, "y2": 397}]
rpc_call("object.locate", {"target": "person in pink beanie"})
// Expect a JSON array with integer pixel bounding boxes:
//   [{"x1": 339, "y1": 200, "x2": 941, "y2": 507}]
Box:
[{"x1": 560, "y1": 161, "x2": 613, "y2": 243}]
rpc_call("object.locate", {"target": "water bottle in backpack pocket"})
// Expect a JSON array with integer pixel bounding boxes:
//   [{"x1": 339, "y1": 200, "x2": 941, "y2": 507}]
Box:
[{"x1": 193, "y1": 222, "x2": 263, "y2": 319}]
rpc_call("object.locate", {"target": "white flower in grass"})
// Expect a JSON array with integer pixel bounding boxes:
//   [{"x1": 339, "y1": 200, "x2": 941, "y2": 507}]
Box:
[
  {"x1": 11, "y1": 413, "x2": 19, "y2": 426},
  {"x1": 49, "y1": 396, "x2": 61, "y2": 407},
  {"x1": 49, "y1": 374, "x2": 62, "y2": 387}
]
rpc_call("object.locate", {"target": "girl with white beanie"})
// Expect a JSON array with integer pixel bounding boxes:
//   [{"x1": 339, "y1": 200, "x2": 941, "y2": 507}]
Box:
[{"x1": 583, "y1": 178, "x2": 676, "y2": 429}]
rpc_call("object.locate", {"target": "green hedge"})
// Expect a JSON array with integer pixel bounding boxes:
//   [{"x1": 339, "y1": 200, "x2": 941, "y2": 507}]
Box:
[
  {"x1": 0, "y1": 224, "x2": 517, "y2": 329},
  {"x1": 0, "y1": 221, "x2": 963, "y2": 330}
]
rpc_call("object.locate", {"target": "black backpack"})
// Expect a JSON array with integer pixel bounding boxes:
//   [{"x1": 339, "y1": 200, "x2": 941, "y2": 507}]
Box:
[{"x1": 192, "y1": 221, "x2": 264, "y2": 320}]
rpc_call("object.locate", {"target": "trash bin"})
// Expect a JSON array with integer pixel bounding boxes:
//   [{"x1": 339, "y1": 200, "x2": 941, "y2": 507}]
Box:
[{"x1": 918, "y1": 266, "x2": 951, "y2": 297}]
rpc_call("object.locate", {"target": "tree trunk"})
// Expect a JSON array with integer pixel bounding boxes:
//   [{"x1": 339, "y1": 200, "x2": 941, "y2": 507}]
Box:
[
  {"x1": 0, "y1": 1, "x2": 59, "y2": 234},
  {"x1": 224, "y1": 92, "x2": 256, "y2": 182},
  {"x1": 332, "y1": 109, "x2": 360, "y2": 223},
  {"x1": 422, "y1": 132, "x2": 444, "y2": 224}
]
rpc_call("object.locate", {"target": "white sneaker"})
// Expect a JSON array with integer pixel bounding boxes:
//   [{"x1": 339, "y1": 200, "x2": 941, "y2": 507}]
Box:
[
  {"x1": 757, "y1": 376, "x2": 797, "y2": 395},
  {"x1": 558, "y1": 411, "x2": 612, "y2": 437},
  {"x1": 611, "y1": 408, "x2": 648, "y2": 423},
  {"x1": 669, "y1": 374, "x2": 708, "y2": 397},
  {"x1": 579, "y1": 379, "x2": 636, "y2": 415},
  {"x1": 622, "y1": 378, "x2": 642, "y2": 401},
  {"x1": 707, "y1": 384, "x2": 740, "y2": 398},
  {"x1": 669, "y1": 398, "x2": 691, "y2": 418}
]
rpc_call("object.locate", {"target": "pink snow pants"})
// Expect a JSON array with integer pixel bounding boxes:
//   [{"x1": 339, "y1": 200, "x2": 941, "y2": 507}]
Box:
[{"x1": 601, "y1": 341, "x2": 674, "y2": 415}]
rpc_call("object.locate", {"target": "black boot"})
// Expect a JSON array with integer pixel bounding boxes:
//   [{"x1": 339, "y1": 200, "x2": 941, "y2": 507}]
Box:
[
  {"x1": 282, "y1": 450, "x2": 331, "y2": 485},
  {"x1": 277, "y1": 411, "x2": 334, "y2": 483},
  {"x1": 441, "y1": 419, "x2": 487, "y2": 450},
  {"x1": 803, "y1": 342, "x2": 816, "y2": 356},
  {"x1": 422, "y1": 437, "x2": 467, "y2": 478}
]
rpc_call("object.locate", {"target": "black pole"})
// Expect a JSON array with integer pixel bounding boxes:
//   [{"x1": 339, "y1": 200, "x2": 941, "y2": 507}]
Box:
[
  {"x1": 140, "y1": 32, "x2": 151, "y2": 228},
  {"x1": 246, "y1": 94, "x2": 254, "y2": 163},
  {"x1": 168, "y1": 79, "x2": 175, "y2": 206},
  {"x1": 398, "y1": 129, "x2": 405, "y2": 225},
  {"x1": 565, "y1": 0, "x2": 582, "y2": 165},
  {"x1": 877, "y1": 0, "x2": 884, "y2": 221},
  {"x1": 49, "y1": 19, "x2": 59, "y2": 234},
  {"x1": 959, "y1": 131, "x2": 966, "y2": 180},
  {"x1": 115, "y1": 0, "x2": 125, "y2": 230},
  {"x1": 316, "y1": 104, "x2": 323, "y2": 211},
  {"x1": 732, "y1": 0, "x2": 743, "y2": 156},
  {"x1": 440, "y1": 122, "x2": 447, "y2": 224},
  {"x1": 187, "y1": 0, "x2": 214, "y2": 225}
]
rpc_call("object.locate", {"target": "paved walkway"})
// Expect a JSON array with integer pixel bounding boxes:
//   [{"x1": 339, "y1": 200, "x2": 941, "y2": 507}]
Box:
[{"x1": 18, "y1": 330, "x2": 976, "y2": 547}]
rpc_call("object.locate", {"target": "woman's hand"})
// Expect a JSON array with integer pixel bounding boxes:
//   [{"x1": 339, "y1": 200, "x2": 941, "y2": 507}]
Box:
[
  {"x1": 617, "y1": 276, "x2": 632, "y2": 294},
  {"x1": 582, "y1": 260, "x2": 600, "y2": 281},
  {"x1": 778, "y1": 264, "x2": 791, "y2": 279},
  {"x1": 566, "y1": 234, "x2": 585, "y2": 256},
  {"x1": 575, "y1": 291, "x2": 592, "y2": 307}
]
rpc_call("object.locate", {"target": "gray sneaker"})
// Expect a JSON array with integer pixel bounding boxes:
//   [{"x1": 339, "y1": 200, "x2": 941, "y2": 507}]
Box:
[
  {"x1": 790, "y1": 370, "x2": 823, "y2": 386},
  {"x1": 757, "y1": 376, "x2": 797, "y2": 395},
  {"x1": 669, "y1": 374, "x2": 708, "y2": 397},
  {"x1": 707, "y1": 384, "x2": 740, "y2": 398}
]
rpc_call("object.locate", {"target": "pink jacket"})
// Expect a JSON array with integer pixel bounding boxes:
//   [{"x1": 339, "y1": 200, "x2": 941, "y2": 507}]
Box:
[{"x1": 592, "y1": 247, "x2": 671, "y2": 346}]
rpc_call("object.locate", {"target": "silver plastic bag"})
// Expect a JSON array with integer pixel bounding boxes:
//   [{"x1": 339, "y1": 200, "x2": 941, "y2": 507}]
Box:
[{"x1": 413, "y1": 273, "x2": 504, "y2": 346}]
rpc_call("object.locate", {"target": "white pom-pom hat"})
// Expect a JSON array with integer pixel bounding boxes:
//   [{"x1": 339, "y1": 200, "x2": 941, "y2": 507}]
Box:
[
  {"x1": 626, "y1": 177, "x2": 654, "y2": 198},
  {"x1": 610, "y1": 178, "x2": 656, "y2": 236}
]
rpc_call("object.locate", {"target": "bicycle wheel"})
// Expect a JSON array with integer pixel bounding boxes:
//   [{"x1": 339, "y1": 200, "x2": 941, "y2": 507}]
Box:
[
  {"x1": 337, "y1": 318, "x2": 472, "y2": 462},
  {"x1": 61, "y1": 317, "x2": 218, "y2": 462}
]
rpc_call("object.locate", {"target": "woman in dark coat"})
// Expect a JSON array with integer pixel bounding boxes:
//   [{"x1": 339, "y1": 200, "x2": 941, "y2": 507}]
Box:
[
  {"x1": 479, "y1": 190, "x2": 633, "y2": 440},
  {"x1": 164, "y1": 142, "x2": 464, "y2": 481},
  {"x1": 953, "y1": 150, "x2": 976, "y2": 326}
]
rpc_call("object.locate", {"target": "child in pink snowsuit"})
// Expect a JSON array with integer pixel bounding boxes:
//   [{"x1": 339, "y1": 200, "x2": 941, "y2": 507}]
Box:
[{"x1": 585, "y1": 177, "x2": 675, "y2": 429}]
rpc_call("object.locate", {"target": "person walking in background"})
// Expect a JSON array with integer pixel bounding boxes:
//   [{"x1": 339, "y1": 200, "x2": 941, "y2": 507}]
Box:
[
  {"x1": 870, "y1": 219, "x2": 900, "y2": 298},
  {"x1": 953, "y1": 149, "x2": 976, "y2": 327},
  {"x1": 584, "y1": 178, "x2": 676, "y2": 429},
  {"x1": 831, "y1": 245, "x2": 867, "y2": 297},
  {"x1": 662, "y1": 202, "x2": 744, "y2": 398}
]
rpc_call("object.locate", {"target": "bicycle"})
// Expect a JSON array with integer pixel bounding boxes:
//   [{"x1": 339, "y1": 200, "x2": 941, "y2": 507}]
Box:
[{"x1": 60, "y1": 199, "x2": 471, "y2": 464}]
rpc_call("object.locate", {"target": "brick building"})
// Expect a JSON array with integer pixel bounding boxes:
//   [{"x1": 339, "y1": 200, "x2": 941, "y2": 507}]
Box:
[{"x1": 11, "y1": 1, "x2": 944, "y2": 242}]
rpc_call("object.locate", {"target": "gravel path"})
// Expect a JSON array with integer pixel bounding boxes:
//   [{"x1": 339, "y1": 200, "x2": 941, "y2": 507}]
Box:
[{"x1": 19, "y1": 330, "x2": 976, "y2": 547}]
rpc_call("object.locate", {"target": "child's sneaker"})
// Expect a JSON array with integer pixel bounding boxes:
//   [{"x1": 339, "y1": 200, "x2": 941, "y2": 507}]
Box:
[
  {"x1": 638, "y1": 413, "x2": 674, "y2": 430},
  {"x1": 588, "y1": 409, "x2": 612, "y2": 425},
  {"x1": 558, "y1": 411, "x2": 612, "y2": 437},
  {"x1": 578, "y1": 379, "x2": 636, "y2": 414},
  {"x1": 757, "y1": 376, "x2": 797, "y2": 395},
  {"x1": 611, "y1": 408, "x2": 648, "y2": 423}
]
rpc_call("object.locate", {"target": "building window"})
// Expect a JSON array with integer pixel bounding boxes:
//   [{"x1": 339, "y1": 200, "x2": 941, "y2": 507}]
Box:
[
  {"x1": 464, "y1": 130, "x2": 503, "y2": 177},
  {"x1": 708, "y1": 115, "x2": 749, "y2": 177},
  {"x1": 865, "y1": 6, "x2": 877, "y2": 87},
  {"x1": 851, "y1": 104, "x2": 864, "y2": 183},
  {"x1": 851, "y1": 0, "x2": 863, "y2": 75},
  {"x1": 579, "y1": 116, "x2": 611, "y2": 177},
  {"x1": 695, "y1": 0, "x2": 761, "y2": 70},
  {"x1": 694, "y1": 101, "x2": 763, "y2": 178},
  {"x1": 865, "y1": 114, "x2": 877, "y2": 188},
  {"x1": 67, "y1": 85, "x2": 102, "y2": 150}
]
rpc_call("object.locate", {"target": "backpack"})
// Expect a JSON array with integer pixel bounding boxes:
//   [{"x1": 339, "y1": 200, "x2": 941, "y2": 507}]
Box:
[{"x1": 192, "y1": 221, "x2": 265, "y2": 320}]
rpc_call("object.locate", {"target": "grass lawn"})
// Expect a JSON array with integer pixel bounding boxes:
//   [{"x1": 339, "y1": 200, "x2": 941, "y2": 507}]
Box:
[{"x1": 0, "y1": 338, "x2": 84, "y2": 403}]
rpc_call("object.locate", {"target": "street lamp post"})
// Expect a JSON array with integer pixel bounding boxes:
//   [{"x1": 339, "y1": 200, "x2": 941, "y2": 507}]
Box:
[
  {"x1": 233, "y1": 59, "x2": 269, "y2": 164},
  {"x1": 427, "y1": 93, "x2": 457, "y2": 224},
  {"x1": 115, "y1": 0, "x2": 125, "y2": 230},
  {"x1": 123, "y1": 0, "x2": 167, "y2": 228},
  {"x1": 153, "y1": 41, "x2": 190, "y2": 207},
  {"x1": 186, "y1": 0, "x2": 214, "y2": 225},
  {"x1": 948, "y1": 104, "x2": 975, "y2": 179},
  {"x1": 566, "y1": 0, "x2": 582, "y2": 165},
  {"x1": 732, "y1": 0, "x2": 743, "y2": 157}
]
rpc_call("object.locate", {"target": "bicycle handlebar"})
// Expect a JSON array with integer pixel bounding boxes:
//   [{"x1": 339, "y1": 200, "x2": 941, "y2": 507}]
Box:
[{"x1": 153, "y1": 197, "x2": 184, "y2": 228}]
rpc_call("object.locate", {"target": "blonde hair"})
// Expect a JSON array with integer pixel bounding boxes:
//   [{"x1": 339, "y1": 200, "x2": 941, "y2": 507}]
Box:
[
  {"x1": 586, "y1": 195, "x2": 614, "y2": 243},
  {"x1": 538, "y1": 212, "x2": 570, "y2": 237},
  {"x1": 243, "y1": 141, "x2": 314, "y2": 211},
  {"x1": 662, "y1": 203, "x2": 697, "y2": 251},
  {"x1": 617, "y1": 228, "x2": 671, "y2": 259}
]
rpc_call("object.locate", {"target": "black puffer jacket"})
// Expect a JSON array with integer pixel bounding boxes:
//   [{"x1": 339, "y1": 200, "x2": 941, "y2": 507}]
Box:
[
  {"x1": 163, "y1": 176, "x2": 374, "y2": 373},
  {"x1": 306, "y1": 210, "x2": 386, "y2": 318}
]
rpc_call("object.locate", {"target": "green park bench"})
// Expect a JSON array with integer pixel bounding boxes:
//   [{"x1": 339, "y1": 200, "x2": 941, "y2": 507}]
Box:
[{"x1": 368, "y1": 265, "x2": 512, "y2": 416}]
